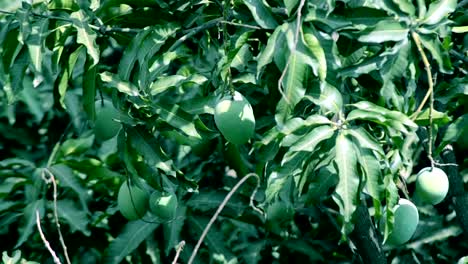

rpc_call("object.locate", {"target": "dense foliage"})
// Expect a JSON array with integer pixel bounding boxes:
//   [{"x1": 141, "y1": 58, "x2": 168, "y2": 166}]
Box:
[{"x1": 1, "y1": 0, "x2": 467, "y2": 263}]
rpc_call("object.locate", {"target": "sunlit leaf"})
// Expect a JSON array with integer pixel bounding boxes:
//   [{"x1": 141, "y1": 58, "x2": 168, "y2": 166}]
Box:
[
  {"x1": 71, "y1": 10, "x2": 99, "y2": 66},
  {"x1": 332, "y1": 133, "x2": 360, "y2": 235},
  {"x1": 421, "y1": 0, "x2": 456, "y2": 25},
  {"x1": 243, "y1": 0, "x2": 278, "y2": 29},
  {"x1": 358, "y1": 21, "x2": 409, "y2": 43}
]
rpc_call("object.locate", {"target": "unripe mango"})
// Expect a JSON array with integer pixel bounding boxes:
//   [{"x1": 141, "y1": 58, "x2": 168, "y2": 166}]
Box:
[
  {"x1": 385, "y1": 199, "x2": 419, "y2": 246},
  {"x1": 149, "y1": 191, "x2": 178, "y2": 220},
  {"x1": 117, "y1": 181, "x2": 148, "y2": 220},
  {"x1": 94, "y1": 100, "x2": 122, "y2": 141},
  {"x1": 415, "y1": 167, "x2": 449, "y2": 205},
  {"x1": 214, "y1": 91, "x2": 255, "y2": 145}
]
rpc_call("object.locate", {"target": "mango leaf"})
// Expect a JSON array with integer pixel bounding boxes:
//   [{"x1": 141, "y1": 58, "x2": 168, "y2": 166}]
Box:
[
  {"x1": 275, "y1": 52, "x2": 308, "y2": 125},
  {"x1": 288, "y1": 125, "x2": 335, "y2": 151},
  {"x1": 392, "y1": 0, "x2": 415, "y2": 16},
  {"x1": 284, "y1": 0, "x2": 299, "y2": 15},
  {"x1": 243, "y1": 0, "x2": 278, "y2": 29},
  {"x1": 153, "y1": 102, "x2": 202, "y2": 139},
  {"x1": 442, "y1": 113, "x2": 468, "y2": 143},
  {"x1": 306, "y1": 164, "x2": 338, "y2": 204},
  {"x1": 56, "y1": 134, "x2": 94, "y2": 160},
  {"x1": 49, "y1": 164, "x2": 90, "y2": 212},
  {"x1": 380, "y1": 39, "x2": 411, "y2": 110},
  {"x1": 56, "y1": 199, "x2": 90, "y2": 236},
  {"x1": 4, "y1": 50, "x2": 29, "y2": 103},
  {"x1": 163, "y1": 206, "x2": 186, "y2": 255},
  {"x1": 358, "y1": 21, "x2": 409, "y2": 43},
  {"x1": 25, "y1": 18, "x2": 49, "y2": 73},
  {"x1": 118, "y1": 28, "x2": 153, "y2": 80},
  {"x1": 303, "y1": 27, "x2": 327, "y2": 81},
  {"x1": 332, "y1": 133, "x2": 360, "y2": 235},
  {"x1": 104, "y1": 217, "x2": 160, "y2": 264},
  {"x1": 71, "y1": 10, "x2": 99, "y2": 66},
  {"x1": 186, "y1": 190, "x2": 247, "y2": 216},
  {"x1": 150, "y1": 74, "x2": 207, "y2": 96},
  {"x1": 346, "y1": 127, "x2": 384, "y2": 155},
  {"x1": 354, "y1": 147, "x2": 383, "y2": 203},
  {"x1": 418, "y1": 34, "x2": 453, "y2": 74},
  {"x1": 413, "y1": 108, "x2": 452, "y2": 126},
  {"x1": 256, "y1": 25, "x2": 282, "y2": 77},
  {"x1": 15, "y1": 199, "x2": 45, "y2": 248},
  {"x1": 306, "y1": 82, "x2": 343, "y2": 114},
  {"x1": 99, "y1": 71, "x2": 140, "y2": 97},
  {"x1": 83, "y1": 58, "x2": 97, "y2": 119},
  {"x1": 382, "y1": 174, "x2": 398, "y2": 243},
  {"x1": 187, "y1": 216, "x2": 235, "y2": 261},
  {"x1": 126, "y1": 128, "x2": 176, "y2": 176},
  {"x1": 421, "y1": 0, "x2": 456, "y2": 25}
]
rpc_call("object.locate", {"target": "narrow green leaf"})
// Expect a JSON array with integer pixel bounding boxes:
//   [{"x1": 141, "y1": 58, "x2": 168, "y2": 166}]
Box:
[
  {"x1": 275, "y1": 52, "x2": 307, "y2": 125},
  {"x1": 418, "y1": 34, "x2": 453, "y2": 74},
  {"x1": 99, "y1": 71, "x2": 140, "y2": 97},
  {"x1": 15, "y1": 199, "x2": 45, "y2": 248},
  {"x1": 257, "y1": 25, "x2": 282, "y2": 77},
  {"x1": 57, "y1": 199, "x2": 90, "y2": 236},
  {"x1": 442, "y1": 113, "x2": 468, "y2": 143},
  {"x1": 49, "y1": 164, "x2": 90, "y2": 212},
  {"x1": 452, "y1": 26, "x2": 468, "y2": 33},
  {"x1": 303, "y1": 27, "x2": 327, "y2": 80},
  {"x1": 355, "y1": 147, "x2": 383, "y2": 202},
  {"x1": 71, "y1": 10, "x2": 99, "y2": 66},
  {"x1": 26, "y1": 18, "x2": 49, "y2": 73},
  {"x1": 126, "y1": 128, "x2": 175, "y2": 175},
  {"x1": 288, "y1": 125, "x2": 335, "y2": 151},
  {"x1": 119, "y1": 28, "x2": 153, "y2": 80},
  {"x1": 187, "y1": 216, "x2": 235, "y2": 260},
  {"x1": 358, "y1": 21, "x2": 409, "y2": 43},
  {"x1": 186, "y1": 191, "x2": 246, "y2": 216},
  {"x1": 333, "y1": 133, "x2": 360, "y2": 235},
  {"x1": 243, "y1": 0, "x2": 278, "y2": 29},
  {"x1": 153, "y1": 102, "x2": 202, "y2": 139},
  {"x1": 346, "y1": 127, "x2": 384, "y2": 155},
  {"x1": 163, "y1": 206, "x2": 186, "y2": 255},
  {"x1": 104, "y1": 218, "x2": 159, "y2": 264},
  {"x1": 392, "y1": 0, "x2": 416, "y2": 16},
  {"x1": 413, "y1": 108, "x2": 452, "y2": 126},
  {"x1": 83, "y1": 58, "x2": 97, "y2": 119},
  {"x1": 422, "y1": 0, "x2": 456, "y2": 25},
  {"x1": 150, "y1": 74, "x2": 207, "y2": 96},
  {"x1": 283, "y1": 0, "x2": 299, "y2": 15}
]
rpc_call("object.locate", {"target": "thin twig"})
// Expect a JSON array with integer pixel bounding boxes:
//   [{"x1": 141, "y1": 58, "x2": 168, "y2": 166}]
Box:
[
  {"x1": 188, "y1": 173, "x2": 260, "y2": 264},
  {"x1": 410, "y1": 31, "x2": 436, "y2": 167},
  {"x1": 171, "y1": 240, "x2": 185, "y2": 264},
  {"x1": 410, "y1": 31, "x2": 433, "y2": 121},
  {"x1": 219, "y1": 20, "x2": 261, "y2": 30},
  {"x1": 44, "y1": 169, "x2": 71, "y2": 264},
  {"x1": 277, "y1": 0, "x2": 306, "y2": 104},
  {"x1": 169, "y1": 18, "x2": 223, "y2": 52},
  {"x1": 36, "y1": 210, "x2": 62, "y2": 264}
]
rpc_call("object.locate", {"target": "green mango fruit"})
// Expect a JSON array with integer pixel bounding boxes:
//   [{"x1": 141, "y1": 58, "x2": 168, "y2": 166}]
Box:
[
  {"x1": 214, "y1": 91, "x2": 255, "y2": 145},
  {"x1": 118, "y1": 181, "x2": 149, "y2": 220},
  {"x1": 94, "y1": 100, "x2": 122, "y2": 141},
  {"x1": 385, "y1": 198, "x2": 419, "y2": 246},
  {"x1": 149, "y1": 191, "x2": 178, "y2": 220},
  {"x1": 415, "y1": 167, "x2": 449, "y2": 205}
]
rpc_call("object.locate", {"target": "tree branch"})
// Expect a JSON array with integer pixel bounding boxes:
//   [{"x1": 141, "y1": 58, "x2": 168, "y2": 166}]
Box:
[
  {"x1": 36, "y1": 210, "x2": 62, "y2": 264},
  {"x1": 188, "y1": 173, "x2": 260, "y2": 264}
]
